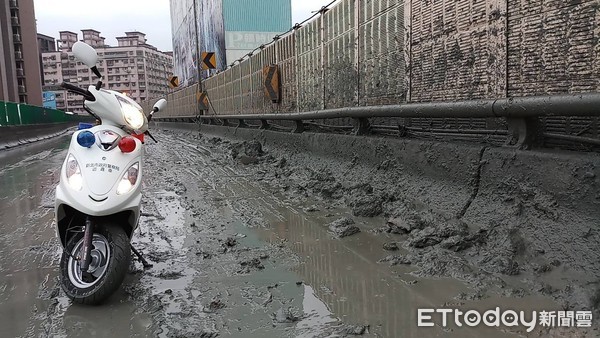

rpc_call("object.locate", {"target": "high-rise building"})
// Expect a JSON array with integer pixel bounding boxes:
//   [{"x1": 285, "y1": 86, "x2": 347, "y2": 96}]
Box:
[
  {"x1": 170, "y1": 0, "x2": 226, "y2": 86},
  {"x1": 0, "y1": 0, "x2": 43, "y2": 105},
  {"x1": 37, "y1": 33, "x2": 56, "y2": 86},
  {"x1": 37, "y1": 33, "x2": 56, "y2": 53},
  {"x1": 41, "y1": 30, "x2": 173, "y2": 114},
  {"x1": 169, "y1": 0, "x2": 291, "y2": 86}
]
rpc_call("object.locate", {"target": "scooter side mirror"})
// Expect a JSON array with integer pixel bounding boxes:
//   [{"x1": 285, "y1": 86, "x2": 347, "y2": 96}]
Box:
[
  {"x1": 72, "y1": 41, "x2": 102, "y2": 79},
  {"x1": 148, "y1": 99, "x2": 167, "y2": 124},
  {"x1": 72, "y1": 41, "x2": 98, "y2": 68},
  {"x1": 152, "y1": 99, "x2": 167, "y2": 113}
]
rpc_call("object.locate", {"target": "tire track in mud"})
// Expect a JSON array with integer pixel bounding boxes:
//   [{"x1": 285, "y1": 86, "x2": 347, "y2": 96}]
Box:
[{"x1": 123, "y1": 131, "x2": 345, "y2": 337}]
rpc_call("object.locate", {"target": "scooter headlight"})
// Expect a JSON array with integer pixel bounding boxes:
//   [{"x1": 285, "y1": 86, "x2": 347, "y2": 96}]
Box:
[
  {"x1": 116, "y1": 95, "x2": 145, "y2": 130},
  {"x1": 117, "y1": 162, "x2": 139, "y2": 195},
  {"x1": 65, "y1": 154, "x2": 83, "y2": 191}
]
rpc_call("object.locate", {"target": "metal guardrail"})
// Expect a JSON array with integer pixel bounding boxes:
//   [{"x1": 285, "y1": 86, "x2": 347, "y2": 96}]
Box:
[{"x1": 155, "y1": 93, "x2": 600, "y2": 150}]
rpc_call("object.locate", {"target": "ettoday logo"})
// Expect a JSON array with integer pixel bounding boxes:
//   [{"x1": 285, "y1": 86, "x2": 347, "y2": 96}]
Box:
[{"x1": 417, "y1": 308, "x2": 593, "y2": 332}]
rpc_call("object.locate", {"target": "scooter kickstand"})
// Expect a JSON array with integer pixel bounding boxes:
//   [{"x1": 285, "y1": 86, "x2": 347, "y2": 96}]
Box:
[{"x1": 131, "y1": 245, "x2": 153, "y2": 269}]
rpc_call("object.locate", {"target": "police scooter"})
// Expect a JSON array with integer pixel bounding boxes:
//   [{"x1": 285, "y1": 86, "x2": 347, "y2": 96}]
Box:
[{"x1": 54, "y1": 41, "x2": 166, "y2": 304}]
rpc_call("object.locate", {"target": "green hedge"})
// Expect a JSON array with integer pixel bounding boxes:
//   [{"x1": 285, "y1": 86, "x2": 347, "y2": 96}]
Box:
[{"x1": 0, "y1": 101, "x2": 88, "y2": 126}]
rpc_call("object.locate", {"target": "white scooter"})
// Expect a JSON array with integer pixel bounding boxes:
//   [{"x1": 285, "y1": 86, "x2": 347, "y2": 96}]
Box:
[{"x1": 54, "y1": 41, "x2": 166, "y2": 304}]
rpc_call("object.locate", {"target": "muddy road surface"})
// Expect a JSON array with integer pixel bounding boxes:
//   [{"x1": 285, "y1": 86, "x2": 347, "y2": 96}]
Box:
[{"x1": 0, "y1": 129, "x2": 596, "y2": 337}]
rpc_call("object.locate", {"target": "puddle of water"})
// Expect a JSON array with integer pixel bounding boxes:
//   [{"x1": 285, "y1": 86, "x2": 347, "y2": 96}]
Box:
[
  {"x1": 59, "y1": 285, "x2": 154, "y2": 338},
  {"x1": 140, "y1": 189, "x2": 188, "y2": 251},
  {"x1": 213, "y1": 169, "x2": 564, "y2": 337},
  {"x1": 296, "y1": 284, "x2": 339, "y2": 337},
  {"x1": 0, "y1": 144, "x2": 66, "y2": 337},
  {"x1": 254, "y1": 206, "x2": 472, "y2": 337}
]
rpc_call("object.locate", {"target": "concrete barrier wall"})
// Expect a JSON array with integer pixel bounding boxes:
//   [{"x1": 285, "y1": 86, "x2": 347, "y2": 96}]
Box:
[{"x1": 0, "y1": 123, "x2": 74, "y2": 150}]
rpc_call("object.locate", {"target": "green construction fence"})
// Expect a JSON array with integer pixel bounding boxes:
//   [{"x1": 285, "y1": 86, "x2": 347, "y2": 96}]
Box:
[{"x1": 0, "y1": 101, "x2": 89, "y2": 126}]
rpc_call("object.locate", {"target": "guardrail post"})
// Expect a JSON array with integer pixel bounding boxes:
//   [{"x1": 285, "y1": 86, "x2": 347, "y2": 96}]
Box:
[
  {"x1": 260, "y1": 119, "x2": 270, "y2": 130},
  {"x1": 505, "y1": 117, "x2": 544, "y2": 150},
  {"x1": 398, "y1": 124, "x2": 408, "y2": 137},
  {"x1": 353, "y1": 117, "x2": 371, "y2": 135},
  {"x1": 292, "y1": 120, "x2": 305, "y2": 133}
]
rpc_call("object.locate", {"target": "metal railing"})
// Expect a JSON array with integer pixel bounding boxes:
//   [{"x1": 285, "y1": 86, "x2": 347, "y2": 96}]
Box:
[{"x1": 154, "y1": 93, "x2": 600, "y2": 150}]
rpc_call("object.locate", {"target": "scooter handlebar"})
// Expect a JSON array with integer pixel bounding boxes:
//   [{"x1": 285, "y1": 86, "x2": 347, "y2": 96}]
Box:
[{"x1": 61, "y1": 82, "x2": 95, "y2": 101}]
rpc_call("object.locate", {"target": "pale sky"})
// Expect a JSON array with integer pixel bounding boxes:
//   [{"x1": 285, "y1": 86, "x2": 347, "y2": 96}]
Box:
[{"x1": 33, "y1": 0, "x2": 339, "y2": 52}]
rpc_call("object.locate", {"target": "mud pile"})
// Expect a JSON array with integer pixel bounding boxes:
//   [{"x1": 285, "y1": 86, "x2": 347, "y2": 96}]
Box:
[{"x1": 189, "y1": 127, "x2": 600, "y2": 322}]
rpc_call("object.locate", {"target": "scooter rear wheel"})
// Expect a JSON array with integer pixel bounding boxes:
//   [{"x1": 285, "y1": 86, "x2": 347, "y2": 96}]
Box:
[{"x1": 60, "y1": 223, "x2": 130, "y2": 305}]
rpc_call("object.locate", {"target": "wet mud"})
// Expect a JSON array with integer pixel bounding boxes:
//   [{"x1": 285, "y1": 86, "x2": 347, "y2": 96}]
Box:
[{"x1": 0, "y1": 129, "x2": 597, "y2": 337}]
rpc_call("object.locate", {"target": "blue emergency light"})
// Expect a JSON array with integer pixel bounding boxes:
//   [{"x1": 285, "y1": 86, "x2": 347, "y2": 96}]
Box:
[{"x1": 76, "y1": 131, "x2": 96, "y2": 148}]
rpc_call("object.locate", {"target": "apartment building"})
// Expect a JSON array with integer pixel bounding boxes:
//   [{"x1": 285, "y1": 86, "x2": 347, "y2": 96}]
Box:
[
  {"x1": 37, "y1": 33, "x2": 56, "y2": 85},
  {"x1": 0, "y1": 0, "x2": 43, "y2": 105},
  {"x1": 42, "y1": 30, "x2": 172, "y2": 114},
  {"x1": 37, "y1": 33, "x2": 56, "y2": 53}
]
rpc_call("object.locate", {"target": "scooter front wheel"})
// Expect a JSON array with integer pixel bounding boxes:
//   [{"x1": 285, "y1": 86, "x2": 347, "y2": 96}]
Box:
[{"x1": 60, "y1": 223, "x2": 131, "y2": 305}]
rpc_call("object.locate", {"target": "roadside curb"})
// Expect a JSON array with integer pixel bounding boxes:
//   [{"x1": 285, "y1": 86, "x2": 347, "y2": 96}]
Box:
[{"x1": 0, "y1": 123, "x2": 76, "y2": 151}]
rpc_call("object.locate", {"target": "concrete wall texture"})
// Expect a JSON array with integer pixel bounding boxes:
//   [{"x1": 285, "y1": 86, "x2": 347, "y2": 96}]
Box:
[{"x1": 151, "y1": 0, "x2": 599, "y2": 139}]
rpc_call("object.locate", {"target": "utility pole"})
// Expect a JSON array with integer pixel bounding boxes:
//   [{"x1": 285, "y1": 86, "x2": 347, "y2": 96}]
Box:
[{"x1": 192, "y1": 0, "x2": 204, "y2": 116}]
